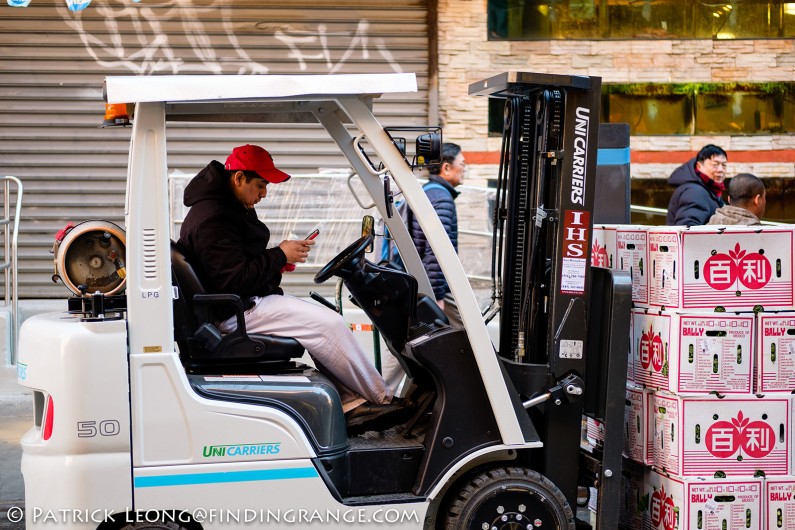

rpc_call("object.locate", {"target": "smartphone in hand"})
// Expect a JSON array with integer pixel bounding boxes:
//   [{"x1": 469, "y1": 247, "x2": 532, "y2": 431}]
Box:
[{"x1": 283, "y1": 229, "x2": 320, "y2": 273}]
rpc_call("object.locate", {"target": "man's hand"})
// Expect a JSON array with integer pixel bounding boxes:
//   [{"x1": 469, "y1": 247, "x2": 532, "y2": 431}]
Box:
[{"x1": 279, "y1": 239, "x2": 315, "y2": 264}]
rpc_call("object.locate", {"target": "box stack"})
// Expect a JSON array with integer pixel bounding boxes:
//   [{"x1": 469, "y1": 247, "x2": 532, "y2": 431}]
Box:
[{"x1": 590, "y1": 224, "x2": 795, "y2": 530}]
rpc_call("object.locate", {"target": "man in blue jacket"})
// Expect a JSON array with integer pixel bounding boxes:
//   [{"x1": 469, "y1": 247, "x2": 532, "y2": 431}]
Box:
[
  {"x1": 666, "y1": 144, "x2": 727, "y2": 226},
  {"x1": 409, "y1": 142, "x2": 465, "y2": 326}
]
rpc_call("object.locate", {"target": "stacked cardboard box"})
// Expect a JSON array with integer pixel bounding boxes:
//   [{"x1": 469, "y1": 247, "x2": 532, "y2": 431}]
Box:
[
  {"x1": 592, "y1": 224, "x2": 617, "y2": 270},
  {"x1": 764, "y1": 477, "x2": 795, "y2": 528},
  {"x1": 591, "y1": 225, "x2": 795, "y2": 530}
]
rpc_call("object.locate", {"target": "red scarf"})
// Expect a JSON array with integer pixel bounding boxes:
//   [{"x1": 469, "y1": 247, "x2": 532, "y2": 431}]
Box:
[{"x1": 696, "y1": 167, "x2": 725, "y2": 198}]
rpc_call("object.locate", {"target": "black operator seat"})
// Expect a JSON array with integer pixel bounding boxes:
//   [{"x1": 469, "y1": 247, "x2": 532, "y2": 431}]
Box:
[{"x1": 170, "y1": 241, "x2": 304, "y2": 374}]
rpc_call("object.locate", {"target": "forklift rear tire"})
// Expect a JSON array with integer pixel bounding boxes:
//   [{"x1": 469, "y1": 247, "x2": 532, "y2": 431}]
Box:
[{"x1": 443, "y1": 467, "x2": 575, "y2": 530}]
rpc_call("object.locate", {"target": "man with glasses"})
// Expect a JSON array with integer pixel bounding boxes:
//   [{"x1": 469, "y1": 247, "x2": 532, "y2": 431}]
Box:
[
  {"x1": 666, "y1": 144, "x2": 727, "y2": 226},
  {"x1": 379, "y1": 142, "x2": 467, "y2": 393},
  {"x1": 410, "y1": 142, "x2": 466, "y2": 327}
]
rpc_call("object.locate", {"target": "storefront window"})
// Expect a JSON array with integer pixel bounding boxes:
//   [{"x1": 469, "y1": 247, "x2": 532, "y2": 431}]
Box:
[
  {"x1": 487, "y1": 83, "x2": 795, "y2": 135},
  {"x1": 603, "y1": 86, "x2": 692, "y2": 135},
  {"x1": 488, "y1": 0, "x2": 795, "y2": 40},
  {"x1": 602, "y1": 83, "x2": 795, "y2": 135}
]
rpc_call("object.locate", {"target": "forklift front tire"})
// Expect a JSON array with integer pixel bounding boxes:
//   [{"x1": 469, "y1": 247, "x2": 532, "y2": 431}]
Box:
[{"x1": 443, "y1": 466, "x2": 575, "y2": 530}]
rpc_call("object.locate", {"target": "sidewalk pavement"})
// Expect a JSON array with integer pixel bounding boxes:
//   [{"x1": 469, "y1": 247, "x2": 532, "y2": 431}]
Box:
[{"x1": 1, "y1": 364, "x2": 30, "y2": 529}]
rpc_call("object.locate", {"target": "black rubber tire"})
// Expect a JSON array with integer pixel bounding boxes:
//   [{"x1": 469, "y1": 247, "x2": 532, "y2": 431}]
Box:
[{"x1": 443, "y1": 467, "x2": 575, "y2": 530}]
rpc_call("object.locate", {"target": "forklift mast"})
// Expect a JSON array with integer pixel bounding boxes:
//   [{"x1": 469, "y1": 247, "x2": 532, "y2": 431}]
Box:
[
  {"x1": 470, "y1": 72, "x2": 631, "y2": 527},
  {"x1": 470, "y1": 72, "x2": 600, "y2": 370}
]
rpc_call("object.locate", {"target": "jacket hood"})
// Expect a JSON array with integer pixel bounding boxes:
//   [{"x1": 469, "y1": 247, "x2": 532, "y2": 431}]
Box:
[
  {"x1": 668, "y1": 157, "x2": 699, "y2": 186},
  {"x1": 707, "y1": 205, "x2": 761, "y2": 226},
  {"x1": 184, "y1": 161, "x2": 236, "y2": 207}
]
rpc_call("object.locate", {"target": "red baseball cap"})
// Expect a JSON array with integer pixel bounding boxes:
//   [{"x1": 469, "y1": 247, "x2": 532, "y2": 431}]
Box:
[{"x1": 225, "y1": 144, "x2": 291, "y2": 183}]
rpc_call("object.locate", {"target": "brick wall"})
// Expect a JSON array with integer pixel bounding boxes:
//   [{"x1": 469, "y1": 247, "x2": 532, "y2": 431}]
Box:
[{"x1": 435, "y1": 0, "x2": 795, "y2": 190}]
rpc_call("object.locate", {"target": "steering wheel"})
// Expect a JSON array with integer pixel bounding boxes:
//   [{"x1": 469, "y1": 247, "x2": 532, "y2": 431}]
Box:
[{"x1": 314, "y1": 234, "x2": 373, "y2": 284}]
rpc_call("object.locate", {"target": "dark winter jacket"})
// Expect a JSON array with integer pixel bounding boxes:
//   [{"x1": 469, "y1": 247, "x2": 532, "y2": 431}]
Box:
[
  {"x1": 409, "y1": 174, "x2": 459, "y2": 300},
  {"x1": 177, "y1": 161, "x2": 287, "y2": 310},
  {"x1": 666, "y1": 157, "x2": 725, "y2": 226}
]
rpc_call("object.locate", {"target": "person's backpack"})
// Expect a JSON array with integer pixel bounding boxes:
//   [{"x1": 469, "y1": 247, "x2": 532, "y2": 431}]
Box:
[{"x1": 379, "y1": 181, "x2": 447, "y2": 268}]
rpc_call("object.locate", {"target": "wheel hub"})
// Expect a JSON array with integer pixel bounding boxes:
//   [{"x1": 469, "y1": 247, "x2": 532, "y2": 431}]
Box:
[{"x1": 472, "y1": 487, "x2": 558, "y2": 529}]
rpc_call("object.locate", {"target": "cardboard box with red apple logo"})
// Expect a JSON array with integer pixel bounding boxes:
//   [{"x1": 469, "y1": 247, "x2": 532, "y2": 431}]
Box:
[
  {"x1": 625, "y1": 383, "x2": 654, "y2": 465},
  {"x1": 647, "y1": 226, "x2": 795, "y2": 312},
  {"x1": 651, "y1": 394, "x2": 790, "y2": 478},
  {"x1": 617, "y1": 225, "x2": 649, "y2": 306},
  {"x1": 585, "y1": 415, "x2": 605, "y2": 448},
  {"x1": 619, "y1": 458, "x2": 648, "y2": 529},
  {"x1": 585, "y1": 384, "x2": 652, "y2": 464},
  {"x1": 756, "y1": 312, "x2": 795, "y2": 394},
  {"x1": 633, "y1": 309, "x2": 754, "y2": 395},
  {"x1": 592, "y1": 224, "x2": 617, "y2": 269},
  {"x1": 763, "y1": 477, "x2": 795, "y2": 530},
  {"x1": 645, "y1": 469, "x2": 762, "y2": 530}
]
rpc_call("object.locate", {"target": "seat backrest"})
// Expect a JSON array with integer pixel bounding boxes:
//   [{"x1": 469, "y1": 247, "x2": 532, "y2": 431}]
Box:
[
  {"x1": 171, "y1": 241, "x2": 203, "y2": 343},
  {"x1": 170, "y1": 241, "x2": 305, "y2": 369},
  {"x1": 171, "y1": 242, "x2": 206, "y2": 299}
]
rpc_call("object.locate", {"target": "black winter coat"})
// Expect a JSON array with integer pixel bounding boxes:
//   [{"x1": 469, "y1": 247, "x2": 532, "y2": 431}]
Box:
[
  {"x1": 409, "y1": 175, "x2": 459, "y2": 300},
  {"x1": 666, "y1": 157, "x2": 724, "y2": 226},
  {"x1": 177, "y1": 161, "x2": 287, "y2": 304}
]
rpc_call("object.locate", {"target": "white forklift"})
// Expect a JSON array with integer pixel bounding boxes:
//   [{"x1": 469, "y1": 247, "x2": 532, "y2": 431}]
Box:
[{"x1": 17, "y1": 72, "x2": 631, "y2": 529}]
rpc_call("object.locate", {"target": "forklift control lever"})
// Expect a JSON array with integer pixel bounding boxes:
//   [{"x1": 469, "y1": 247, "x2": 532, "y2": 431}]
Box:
[{"x1": 310, "y1": 291, "x2": 337, "y2": 312}]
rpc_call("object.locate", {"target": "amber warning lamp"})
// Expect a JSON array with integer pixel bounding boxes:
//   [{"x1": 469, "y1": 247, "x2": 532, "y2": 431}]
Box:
[{"x1": 101, "y1": 103, "x2": 131, "y2": 128}]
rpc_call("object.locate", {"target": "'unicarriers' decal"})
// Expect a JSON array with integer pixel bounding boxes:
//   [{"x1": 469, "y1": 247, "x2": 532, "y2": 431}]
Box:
[
  {"x1": 203, "y1": 443, "x2": 281, "y2": 458},
  {"x1": 570, "y1": 106, "x2": 590, "y2": 206}
]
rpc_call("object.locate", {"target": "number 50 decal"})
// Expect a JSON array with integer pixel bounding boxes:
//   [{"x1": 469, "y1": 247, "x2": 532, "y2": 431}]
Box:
[{"x1": 77, "y1": 420, "x2": 121, "y2": 437}]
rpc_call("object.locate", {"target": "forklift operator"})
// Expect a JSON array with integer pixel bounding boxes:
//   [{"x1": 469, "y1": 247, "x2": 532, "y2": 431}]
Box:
[{"x1": 177, "y1": 144, "x2": 400, "y2": 425}]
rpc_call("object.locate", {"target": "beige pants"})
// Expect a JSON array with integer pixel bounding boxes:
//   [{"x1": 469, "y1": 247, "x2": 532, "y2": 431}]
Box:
[{"x1": 219, "y1": 294, "x2": 393, "y2": 406}]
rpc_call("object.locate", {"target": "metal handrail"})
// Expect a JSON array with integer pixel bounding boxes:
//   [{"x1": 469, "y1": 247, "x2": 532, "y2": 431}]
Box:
[
  {"x1": 1, "y1": 176, "x2": 22, "y2": 364},
  {"x1": 629, "y1": 204, "x2": 667, "y2": 218}
]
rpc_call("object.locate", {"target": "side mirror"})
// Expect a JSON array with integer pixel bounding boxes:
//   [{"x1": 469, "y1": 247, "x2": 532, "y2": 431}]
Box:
[
  {"x1": 392, "y1": 137, "x2": 407, "y2": 157},
  {"x1": 383, "y1": 176, "x2": 394, "y2": 219},
  {"x1": 361, "y1": 215, "x2": 375, "y2": 253}
]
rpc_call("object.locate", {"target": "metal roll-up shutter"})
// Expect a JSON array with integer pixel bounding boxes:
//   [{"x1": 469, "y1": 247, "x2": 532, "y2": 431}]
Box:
[{"x1": 0, "y1": 0, "x2": 429, "y2": 298}]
